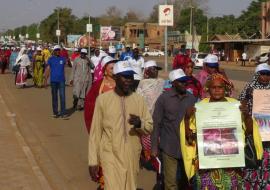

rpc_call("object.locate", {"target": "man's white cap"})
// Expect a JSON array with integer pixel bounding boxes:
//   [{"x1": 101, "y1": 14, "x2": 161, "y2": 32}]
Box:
[
  {"x1": 101, "y1": 56, "x2": 117, "y2": 67},
  {"x1": 109, "y1": 46, "x2": 116, "y2": 53},
  {"x1": 255, "y1": 63, "x2": 270, "y2": 73},
  {"x1": 53, "y1": 45, "x2": 61, "y2": 51},
  {"x1": 113, "y1": 61, "x2": 136, "y2": 76},
  {"x1": 204, "y1": 54, "x2": 218, "y2": 63},
  {"x1": 143, "y1": 60, "x2": 162, "y2": 70},
  {"x1": 169, "y1": 69, "x2": 189, "y2": 82},
  {"x1": 36, "y1": 47, "x2": 42, "y2": 51},
  {"x1": 81, "y1": 48, "x2": 87, "y2": 54},
  {"x1": 125, "y1": 44, "x2": 131, "y2": 48},
  {"x1": 74, "y1": 48, "x2": 79, "y2": 52},
  {"x1": 204, "y1": 54, "x2": 219, "y2": 67}
]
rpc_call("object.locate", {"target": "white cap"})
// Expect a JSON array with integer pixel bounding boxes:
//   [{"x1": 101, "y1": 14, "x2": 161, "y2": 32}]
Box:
[
  {"x1": 113, "y1": 61, "x2": 136, "y2": 75},
  {"x1": 169, "y1": 69, "x2": 188, "y2": 82},
  {"x1": 53, "y1": 45, "x2": 61, "y2": 50},
  {"x1": 74, "y1": 48, "x2": 79, "y2": 52},
  {"x1": 101, "y1": 56, "x2": 117, "y2": 67},
  {"x1": 143, "y1": 60, "x2": 162, "y2": 70},
  {"x1": 36, "y1": 47, "x2": 42, "y2": 51},
  {"x1": 204, "y1": 54, "x2": 218, "y2": 63},
  {"x1": 109, "y1": 46, "x2": 116, "y2": 53},
  {"x1": 255, "y1": 63, "x2": 270, "y2": 73},
  {"x1": 81, "y1": 48, "x2": 87, "y2": 54}
]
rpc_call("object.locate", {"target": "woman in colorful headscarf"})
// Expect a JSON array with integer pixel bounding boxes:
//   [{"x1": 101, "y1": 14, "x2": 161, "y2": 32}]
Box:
[
  {"x1": 84, "y1": 56, "x2": 117, "y2": 190},
  {"x1": 180, "y1": 74, "x2": 263, "y2": 190},
  {"x1": 239, "y1": 63, "x2": 270, "y2": 189},
  {"x1": 183, "y1": 60, "x2": 203, "y2": 100},
  {"x1": 196, "y1": 54, "x2": 233, "y2": 98},
  {"x1": 33, "y1": 47, "x2": 45, "y2": 88}
]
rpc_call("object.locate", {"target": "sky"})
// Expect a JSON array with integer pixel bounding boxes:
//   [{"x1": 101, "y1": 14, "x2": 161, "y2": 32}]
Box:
[{"x1": 0, "y1": 0, "x2": 253, "y2": 31}]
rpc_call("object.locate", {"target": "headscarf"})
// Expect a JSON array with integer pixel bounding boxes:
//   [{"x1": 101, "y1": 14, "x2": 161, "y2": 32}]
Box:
[
  {"x1": 205, "y1": 73, "x2": 234, "y2": 97},
  {"x1": 239, "y1": 73, "x2": 270, "y2": 115},
  {"x1": 15, "y1": 47, "x2": 26, "y2": 64}
]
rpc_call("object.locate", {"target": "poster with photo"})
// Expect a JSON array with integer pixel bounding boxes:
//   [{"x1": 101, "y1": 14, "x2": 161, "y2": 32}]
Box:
[
  {"x1": 196, "y1": 102, "x2": 245, "y2": 169},
  {"x1": 253, "y1": 89, "x2": 270, "y2": 141}
]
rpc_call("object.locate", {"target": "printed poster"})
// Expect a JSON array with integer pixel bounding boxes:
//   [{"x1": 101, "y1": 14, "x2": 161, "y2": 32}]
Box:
[
  {"x1": 253, "y1": 89, "x2": 270, "y2": 141},
  {"x1": 195, "y1": 102, "x2": 245, "y2": 169}
]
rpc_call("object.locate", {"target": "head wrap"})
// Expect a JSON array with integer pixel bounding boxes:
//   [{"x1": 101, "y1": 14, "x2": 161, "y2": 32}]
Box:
[{"x1": 205, "y1": 73, "x2": 234, "y2": 96}]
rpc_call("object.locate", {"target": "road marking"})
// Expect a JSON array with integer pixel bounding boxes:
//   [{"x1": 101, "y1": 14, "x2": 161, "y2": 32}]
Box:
[{"x1": 0, "y1": 94, "x2": 53, "y2": 190}]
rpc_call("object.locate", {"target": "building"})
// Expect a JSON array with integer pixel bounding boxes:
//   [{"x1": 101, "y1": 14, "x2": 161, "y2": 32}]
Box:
[
  {"x1": 123, "y1": 22, "x2": 165, "y2": 50},
  {"x1": 208, "y1": 34, "x2": 270, "y2": 61},
  {"x1": 262, "y1": 1, "x2": 270, "y2": 39}
]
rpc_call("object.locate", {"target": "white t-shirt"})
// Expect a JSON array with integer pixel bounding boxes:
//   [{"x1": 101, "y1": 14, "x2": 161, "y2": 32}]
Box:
[{"x1": 242, "y1": 53, "x2": 247, "y2": 60}]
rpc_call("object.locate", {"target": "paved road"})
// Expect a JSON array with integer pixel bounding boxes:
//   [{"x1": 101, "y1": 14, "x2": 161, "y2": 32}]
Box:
[
  {"x1": 0, "y1": 62, "x2": 254, "y2": 189},
  {"x1": 0, "y1": 73, "x2": 155, "y2": 190}
]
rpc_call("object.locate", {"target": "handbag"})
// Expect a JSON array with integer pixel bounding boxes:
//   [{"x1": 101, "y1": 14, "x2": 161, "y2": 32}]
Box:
[
  {"x1": 244, "y1": 134, "x2": 261, "y2": 169},
  {"x1": 12, "y1": 64, "x2": 20, "y2": 73}
]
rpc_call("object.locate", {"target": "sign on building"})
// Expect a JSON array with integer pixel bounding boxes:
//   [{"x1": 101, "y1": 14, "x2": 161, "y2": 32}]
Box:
[
  {"x1": 100, "y1": 26, "x2": 121, "y2": 41},
  {"x1": 159, "y1": 5, "x2": 174, "y2": 26}
]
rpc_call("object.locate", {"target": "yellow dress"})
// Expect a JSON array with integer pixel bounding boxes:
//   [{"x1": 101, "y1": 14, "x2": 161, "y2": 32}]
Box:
[
  {"x1": 88, "y1": 91, "x2": 153, "y2": 190},
  {"x1": 33, "y1": 54, "x2": 44, "y2": 87},
  {"x1": 42, "y1": 49, "x2": 51, "y2": 63}
]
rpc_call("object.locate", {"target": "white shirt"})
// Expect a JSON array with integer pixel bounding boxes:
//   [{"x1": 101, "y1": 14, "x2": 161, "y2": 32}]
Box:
[
  {"x1": 242, "y1": 53, "x2": 247, "y2": 60},
  {"x1": 128, "y1": 57, "x2": 144, "y2": 80}
]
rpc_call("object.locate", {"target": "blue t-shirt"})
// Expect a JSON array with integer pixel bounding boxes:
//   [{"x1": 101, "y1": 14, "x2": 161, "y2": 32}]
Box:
[{"x1": 48, "y1": 56, "x2": 66, "y2": 82}]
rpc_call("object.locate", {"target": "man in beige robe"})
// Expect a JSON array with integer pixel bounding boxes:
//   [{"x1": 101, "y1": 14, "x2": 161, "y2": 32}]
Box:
[{"x1": 88, "y1": 60, "x2": 153, "y2": 190}]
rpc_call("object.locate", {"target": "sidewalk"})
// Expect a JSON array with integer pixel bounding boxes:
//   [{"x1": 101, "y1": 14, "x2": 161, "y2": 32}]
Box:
[{"x1": 0, "y1": 94, "x2": 51, "y2": 190}]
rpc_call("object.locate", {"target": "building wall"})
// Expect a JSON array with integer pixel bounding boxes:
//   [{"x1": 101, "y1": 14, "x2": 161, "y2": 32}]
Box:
[
  {"x1": 123, "y1": 22, "x2": 165, "y2": 50},
  {"x1": 262, "y1": 1, "x2": 270, "y2": 39}
]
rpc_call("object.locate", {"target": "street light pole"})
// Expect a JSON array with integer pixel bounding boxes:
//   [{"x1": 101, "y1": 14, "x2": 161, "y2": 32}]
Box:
[
  {"x1": 57, "y1": 8, "x2": 60, "y2": 45},
  {"x1": 164, "y1": 0, "x2": 168, "y2": 73},
  {"x1": 88, "y1": 15, "x2": 91, "y2": 57}
]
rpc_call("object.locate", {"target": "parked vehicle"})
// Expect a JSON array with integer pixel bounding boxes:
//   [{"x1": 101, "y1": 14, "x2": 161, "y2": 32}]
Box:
[
  {"x1": 142, "y1": 49, "x2": 165, "y2": 57},
  {"x1": 255, "y1": 52, "x2": 269, "y2": 64},
  {"x1": 191, "y1": 53, "x2": 208, "y2": 68}
]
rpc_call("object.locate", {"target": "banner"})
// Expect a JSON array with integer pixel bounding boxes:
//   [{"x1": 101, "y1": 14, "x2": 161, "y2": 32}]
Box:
[
  {"x1": 195, "y1": 102, "x2": 245, "y2": 169},
  {"x1": 67, "y1": 35, "x2": 82, "y2": 47},
  {"x1": 253, "y1": 89, "x2": 270, "y2": 141},
  {"x1": 100, "y1": 26, "x2": 121, "y2": 41}
]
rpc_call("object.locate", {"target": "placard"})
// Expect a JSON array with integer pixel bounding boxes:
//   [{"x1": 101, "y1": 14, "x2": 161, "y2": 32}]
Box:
[
  {"x1": 195, "y1": 102, "x2": 245, "y2": 169},
  {"x1": 253, "y1": 89, "x2": 270, "y2": 141},
  {"x1": 159, "y1": 5, "x2": 174, "y2": 26}
]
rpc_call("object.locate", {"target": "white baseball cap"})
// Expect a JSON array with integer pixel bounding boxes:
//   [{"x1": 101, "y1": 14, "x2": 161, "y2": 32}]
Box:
[
  {"x1": 101, "y1": 56, "x2": 117, "y2": 67},
  {"x1": 169, "y1": 69, "x2": 189, "y2": 82},
  {"x1": 81, "y1": 48, "x2": 87, "y2": 54},
  {"x1": 36, "y1": 47, "x2": 42, "y2": 51},
  {"x1": 53, "y1": 45, "x2": 61, "y2": 51},
  {"x1": 255, "y1": 63, "x2": 270, "y2": 73},
  {"x1": 113, "y1": 61, "x2": 136, "y2": 76},
  {"x1": 109, "y1": 46, "x2": 116, "y2": 53},
  {"x1": 143, "y1": 60, "x2": 162, "y2": 70},
  {"x1": 204, "y1": 54, "x2": 219, "y2": 67}
]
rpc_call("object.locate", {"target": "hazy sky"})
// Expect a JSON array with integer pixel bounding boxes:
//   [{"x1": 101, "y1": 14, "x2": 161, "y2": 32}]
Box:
[{"x1": 1, "y1": 0, "x2": 253, "y2": 31}]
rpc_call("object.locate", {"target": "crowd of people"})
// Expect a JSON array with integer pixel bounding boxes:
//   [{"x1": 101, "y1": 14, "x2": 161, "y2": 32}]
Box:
[{"x1": 1, "y1": 43, "x2": 270, "y2": 190}]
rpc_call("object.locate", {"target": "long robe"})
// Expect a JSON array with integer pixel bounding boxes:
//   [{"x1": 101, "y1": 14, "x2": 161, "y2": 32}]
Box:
[
  {"x1": 70, "y1": 57, "x2": 92, "y2": 106},
  {"x1": 88, "y1": 91, "x2": 153, "y2": 190}
]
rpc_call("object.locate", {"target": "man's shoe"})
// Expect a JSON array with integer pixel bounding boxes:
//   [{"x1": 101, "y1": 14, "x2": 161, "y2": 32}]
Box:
[
  {"x1": 52, "y1": 114, "x2": 59, "y2": 118},
  {"x1": 60, "y1": 114, "x2": 70, "y2": 120}
]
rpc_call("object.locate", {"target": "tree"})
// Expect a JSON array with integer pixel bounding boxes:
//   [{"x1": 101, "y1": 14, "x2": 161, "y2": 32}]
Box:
[{"x1": 123, "y1": 9, "x2": 141, "y2": 22}]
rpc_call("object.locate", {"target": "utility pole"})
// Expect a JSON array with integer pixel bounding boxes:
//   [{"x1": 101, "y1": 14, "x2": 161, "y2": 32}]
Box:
[
  {"x1": 189, "y1": 0, "x2": 195, "y2": 50},
  {"x1": 164, "y1": 0, "x2": 168, "y2": 73},
  {"x1": 206, "y1": 17, "x2": 209, "y2": 42},
  {"x1": 57, "y1": 8, "x2": 60, "y2": 45},
  {"x1": 88, "y1": 15, "x2": 91, "y2": 57}
]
